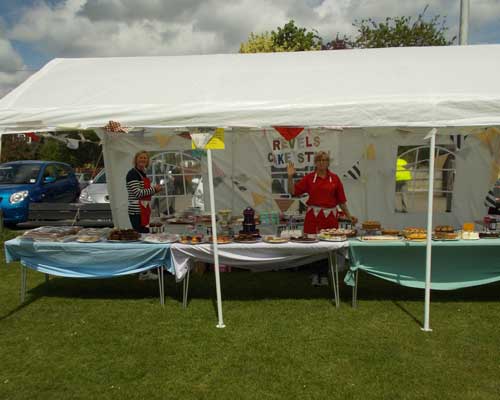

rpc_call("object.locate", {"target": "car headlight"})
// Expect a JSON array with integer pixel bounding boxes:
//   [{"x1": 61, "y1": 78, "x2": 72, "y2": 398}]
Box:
[
  {"x1": 79, "y1": 191, "x2": 93, "y2": 202},
  {"x1": 10, "y1": 191, "x2": 29, "y2": 204}
]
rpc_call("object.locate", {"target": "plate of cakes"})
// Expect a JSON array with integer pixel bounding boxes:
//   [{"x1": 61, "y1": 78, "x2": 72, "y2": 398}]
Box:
[
  {"x1": 208, "y1": 235, "x2": 233, "y2": 245},
  {"x1": 290, "y1": 236, "x2": 319, "y2": 244},
  {"x1": 142, "y1": 233, "x2": 179, "y2": 244},
  {"x1": 318, "y1": 232, "x2": 347, "y2": 242},
  {"x1": 233, "y1": 233, "x2": 261, "y2": 243},
  {"x1": 263, "y1": 236, "x2": 289, "y2": 244},
  {"x1": 76, "y1": 235, "x2": 101, "y2": 243},
  {"x1": 179, "y1": 234, "x2": 204, "y2": 245},
  {"x1": 433, "y1": 225, "x2": 460, "y2": 241},
  {"x1": 402, "y1": 227, "x2": 427, "y2": 241},
  {"x1": 320, "y1": 228, "x2": 357, "y2": 238}
]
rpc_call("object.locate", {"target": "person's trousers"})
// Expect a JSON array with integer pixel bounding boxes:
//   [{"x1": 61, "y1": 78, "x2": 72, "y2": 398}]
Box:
[{"x1": 129, "y1": 213, "x2": 150, "y2": 233}]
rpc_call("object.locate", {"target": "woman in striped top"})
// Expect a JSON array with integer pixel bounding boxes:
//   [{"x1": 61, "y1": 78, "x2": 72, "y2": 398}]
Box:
[{"x1": 126, "y1": 151, "x2": 163, "y2": 233}]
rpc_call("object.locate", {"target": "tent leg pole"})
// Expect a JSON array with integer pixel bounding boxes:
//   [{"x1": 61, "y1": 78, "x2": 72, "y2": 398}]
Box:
[
  {"x1": 157, "y1": 267, "x2": 164, "y2": 306},
  {"x1": 207, "y1": 149, "x2": 225, "y2": 328},
  {"x1": 334, "y1": 252, "x2": 340, "y2": 308},
  {"x1": 20, "y1": 266, "x2": 27, "y2": 304},
  {"x1": 183, "y1": 267, "x2": 190, "y2": 309},
  {"x1": 328, "y1": 252, "x2": 339, "y2": 308},
  {"x1": 422, "y1": 128, "x2": 436, "y2": 332},
  {"x1": 352, "y1": 269, "x2": 358, "y2": 309}
]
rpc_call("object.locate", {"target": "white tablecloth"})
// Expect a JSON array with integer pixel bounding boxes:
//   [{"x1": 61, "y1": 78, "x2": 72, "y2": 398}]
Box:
[{"x1": 170, "y1": 241, "x2": 348, "y2": 280}]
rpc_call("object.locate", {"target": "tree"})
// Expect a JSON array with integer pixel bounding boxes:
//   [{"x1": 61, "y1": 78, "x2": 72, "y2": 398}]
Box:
[
  {"x1": 271, "y1": 20, "x2": 322, "y2": 52},
  {"x1": 353, "y1": 6, "x2": 456, "y2": 48},
  {"x1": 239, "y1": 32, "x2": 274, "y2": 53},
  {"x1": 1, "y1": 131, "x2": 102, "y2": 169},
  {"x1": 239, "y1": 20, "x2": 322, "y2": 53},
  {"x1": 1, "y1": 134, "x2": 38, "y2": 163},
  {"x1": 322, "y1": 34, "x2": 352, "y2": 50}
]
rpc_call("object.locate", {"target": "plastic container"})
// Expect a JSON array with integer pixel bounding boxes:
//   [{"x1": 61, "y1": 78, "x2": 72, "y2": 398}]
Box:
[{"x1": 489, "y1": 217, "x2": 497, "y2": 231}]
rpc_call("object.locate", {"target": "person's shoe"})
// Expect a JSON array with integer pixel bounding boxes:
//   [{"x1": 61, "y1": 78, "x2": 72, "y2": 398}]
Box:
[
  {"x1": 319, "y1": 276, "x2": 329, "y2": 286},
  {"x1": 139, "y1": 270, "x2": 159, "y2": 281},
  {"x1": 311, "y1": 274, "x2": 320, "y2": 287}
]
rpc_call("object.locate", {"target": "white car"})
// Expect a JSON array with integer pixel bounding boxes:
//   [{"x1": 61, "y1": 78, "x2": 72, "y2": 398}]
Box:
[
  {"x1": 79, "y1": 170, "x2": 109, "y2": 203},
  {"x1": 78, "y1": 169, "x2": 204, "y2": 209}
]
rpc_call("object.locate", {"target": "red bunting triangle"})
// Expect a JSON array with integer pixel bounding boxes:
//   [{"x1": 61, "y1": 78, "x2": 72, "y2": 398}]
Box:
[
  {"x1": 274, "y1": 198, "x2": 294, "y2": 212},
  {"x1": 273, "y1": 126, "x2": 304, "y2": 141},
  {"x1": 178, "y1": 132, "x2": 192, "y2": 140}
]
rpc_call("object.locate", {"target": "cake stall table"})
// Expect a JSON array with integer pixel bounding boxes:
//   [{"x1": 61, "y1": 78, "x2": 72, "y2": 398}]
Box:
[
  {"x1": 170, "y1": 240, "x2": 349, "y2": 308},
  {"x1": 4, "y1": 238, "x2": 173, "y2": 305},
  {"x1": 345, "y1": 238, "x2": 500, "y2": 307}
]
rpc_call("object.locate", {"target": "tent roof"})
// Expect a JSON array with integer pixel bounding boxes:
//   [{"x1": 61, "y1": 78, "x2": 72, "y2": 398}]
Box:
[{"x1": 1, "y1": 44, "x2": 500, "y2": 130}]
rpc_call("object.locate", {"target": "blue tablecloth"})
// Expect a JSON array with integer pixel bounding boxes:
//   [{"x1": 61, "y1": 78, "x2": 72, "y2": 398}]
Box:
[
  {"x1": 345, "y1": 238, "x2": 500, "y2": 290},
  {"x1": 4, "y1": 238, "x2": 173, "y2": 278}
]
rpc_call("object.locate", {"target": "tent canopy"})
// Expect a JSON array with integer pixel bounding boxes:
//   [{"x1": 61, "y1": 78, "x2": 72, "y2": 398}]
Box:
[{"x1": 1, "y1": 44, "x2": 500, "y2": 130}]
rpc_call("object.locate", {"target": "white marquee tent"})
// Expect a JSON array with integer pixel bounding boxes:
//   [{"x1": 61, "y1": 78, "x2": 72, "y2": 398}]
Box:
[{"x1": 1, "y1": 44, "x2": 499, "y2": 329}]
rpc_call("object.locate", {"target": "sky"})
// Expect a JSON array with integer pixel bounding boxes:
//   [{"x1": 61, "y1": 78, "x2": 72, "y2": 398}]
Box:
[{"x1": 1, "y1": 0, "x2": 500, "y2": 97}]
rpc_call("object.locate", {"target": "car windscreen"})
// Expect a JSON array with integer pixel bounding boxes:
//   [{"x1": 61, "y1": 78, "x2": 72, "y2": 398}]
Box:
[
  {"x1": 94, "y1": 172, "x2": 106, "y2": 184},
  {"x1": 0, "y1": 164, "x2": 41, "y2": 184}
]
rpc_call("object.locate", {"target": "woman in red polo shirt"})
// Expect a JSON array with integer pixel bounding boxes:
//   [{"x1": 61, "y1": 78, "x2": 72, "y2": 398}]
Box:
[
  {"x1": 287, "y1": 151, "x2": 354, "y2": 234},
  {"x1": 287, "y1": 151, "x2": 355, "y2": 286}
]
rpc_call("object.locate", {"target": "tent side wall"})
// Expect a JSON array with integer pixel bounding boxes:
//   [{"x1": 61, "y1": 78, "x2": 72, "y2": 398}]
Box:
[{"x1": 99, "y1": 127, "x2": 496, "y2": 230}]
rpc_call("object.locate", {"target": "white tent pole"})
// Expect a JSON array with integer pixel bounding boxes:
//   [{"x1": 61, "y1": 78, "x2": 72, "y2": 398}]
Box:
[
  {"x1": 459, "y1": 0, "x2": 469, "y2": 45},
  {"x1": 207, "y1": 148, "x2": 225, "y2": 328},
  {"x1": 423, "y1": 128, "x2": 437, "y2": 332}
]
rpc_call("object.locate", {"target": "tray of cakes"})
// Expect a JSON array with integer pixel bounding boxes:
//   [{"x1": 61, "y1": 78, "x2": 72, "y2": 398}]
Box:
[
  {"x1": 320, "y1": 228, "x2": 357, "y2": 237},
  {"x1": 381, "y1": 229, "x2": 401, "y2": 236},
  {"x1": 263, "y1": 235, "x2": 289, "y2": 244},
  {"x1": 362, "y1": 220, "x2": 382, "y2": 233},
  {"x1": 233, "y1": 233, "x2": 261, "y2": 243},
  {"x1": 208, "y1": 235, "x2": 233, "y2": 245},
  {"x1": 22, "y1": 226, "x2": 82, "y2": 242},
  {"x1": 461, "y1": 231, "x2": 480, "y2": 240},
  {"x1": 290, "y1": 235, "x2": 319, "y2": 244},
  {"x1": 107, "y1": 229, "x2": 141, "y2": 242},
  {"x1": 402, "y1": 227, "x2": 427, "y2": 241},
  {"x1": 142, "y1": 233, "x2": 179, "y2": 244},
  {"x1": 478, "y1": 231, "x2": 499, "y2": 239},
  {"x1": 179, "y1": 234, "x2": 204, "y2": 245},
  {"x1": 359, "y1": 235, "x2": 403, "y2": 241},
  {"x1": 433, "y1": 226, "x2": 459, "y2": 241}
]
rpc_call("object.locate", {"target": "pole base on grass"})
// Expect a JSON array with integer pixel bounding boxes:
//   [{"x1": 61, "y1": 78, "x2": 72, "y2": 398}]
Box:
[
  {"x1": 421, "y1": 327, "x2": 433, "y2": 332},
  {"x1": 216, "y1": 323, "x2": 226, "y2": 329}
]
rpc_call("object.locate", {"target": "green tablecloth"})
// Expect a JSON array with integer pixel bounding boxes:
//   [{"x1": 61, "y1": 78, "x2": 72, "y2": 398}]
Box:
[{"x1": 345, "y1": 238, "x2": 500, "y2": 290}]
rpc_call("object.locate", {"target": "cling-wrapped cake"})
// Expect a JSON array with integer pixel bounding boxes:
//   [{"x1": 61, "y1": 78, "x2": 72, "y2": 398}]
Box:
[{"x1": 108, "y1": 229, "x2": 140, "y2": 241}]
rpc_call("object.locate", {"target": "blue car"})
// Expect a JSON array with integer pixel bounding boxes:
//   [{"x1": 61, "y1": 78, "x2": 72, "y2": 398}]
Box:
[{"x1": 0, "y1": 160, "x2": 81, "y2": 225}]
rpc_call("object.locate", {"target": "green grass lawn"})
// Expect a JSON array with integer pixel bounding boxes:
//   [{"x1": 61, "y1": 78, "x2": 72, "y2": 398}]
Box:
[{"x1": 1, "y1": 229, "x2": 499, "y2": 400}]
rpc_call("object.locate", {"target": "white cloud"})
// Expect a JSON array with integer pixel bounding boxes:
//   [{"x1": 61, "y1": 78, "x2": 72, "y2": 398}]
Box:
[
  {"x1": 4, "y1": 0, "x2": 500, "y2": 67},
  {"x1": 0, "y1": 32, "x2": 31, "y2": 98}
]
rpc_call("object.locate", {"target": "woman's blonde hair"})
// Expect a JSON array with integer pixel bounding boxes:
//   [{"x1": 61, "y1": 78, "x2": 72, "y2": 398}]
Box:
[
  {"x1": 133, "y1": 150, "x2": 150, "y2": 168},
  {"x1": 314, "y1": 151, "x2": 330, "y2": 163}
]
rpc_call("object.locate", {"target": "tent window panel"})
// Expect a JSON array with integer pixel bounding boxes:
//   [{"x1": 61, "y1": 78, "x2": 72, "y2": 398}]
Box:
[
  {"x1": 149, "y1": 150, "x2": 204, "y2": 215},
  {"x1": 395, "y1": 145, "x2": 456, "y2": 214}
]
